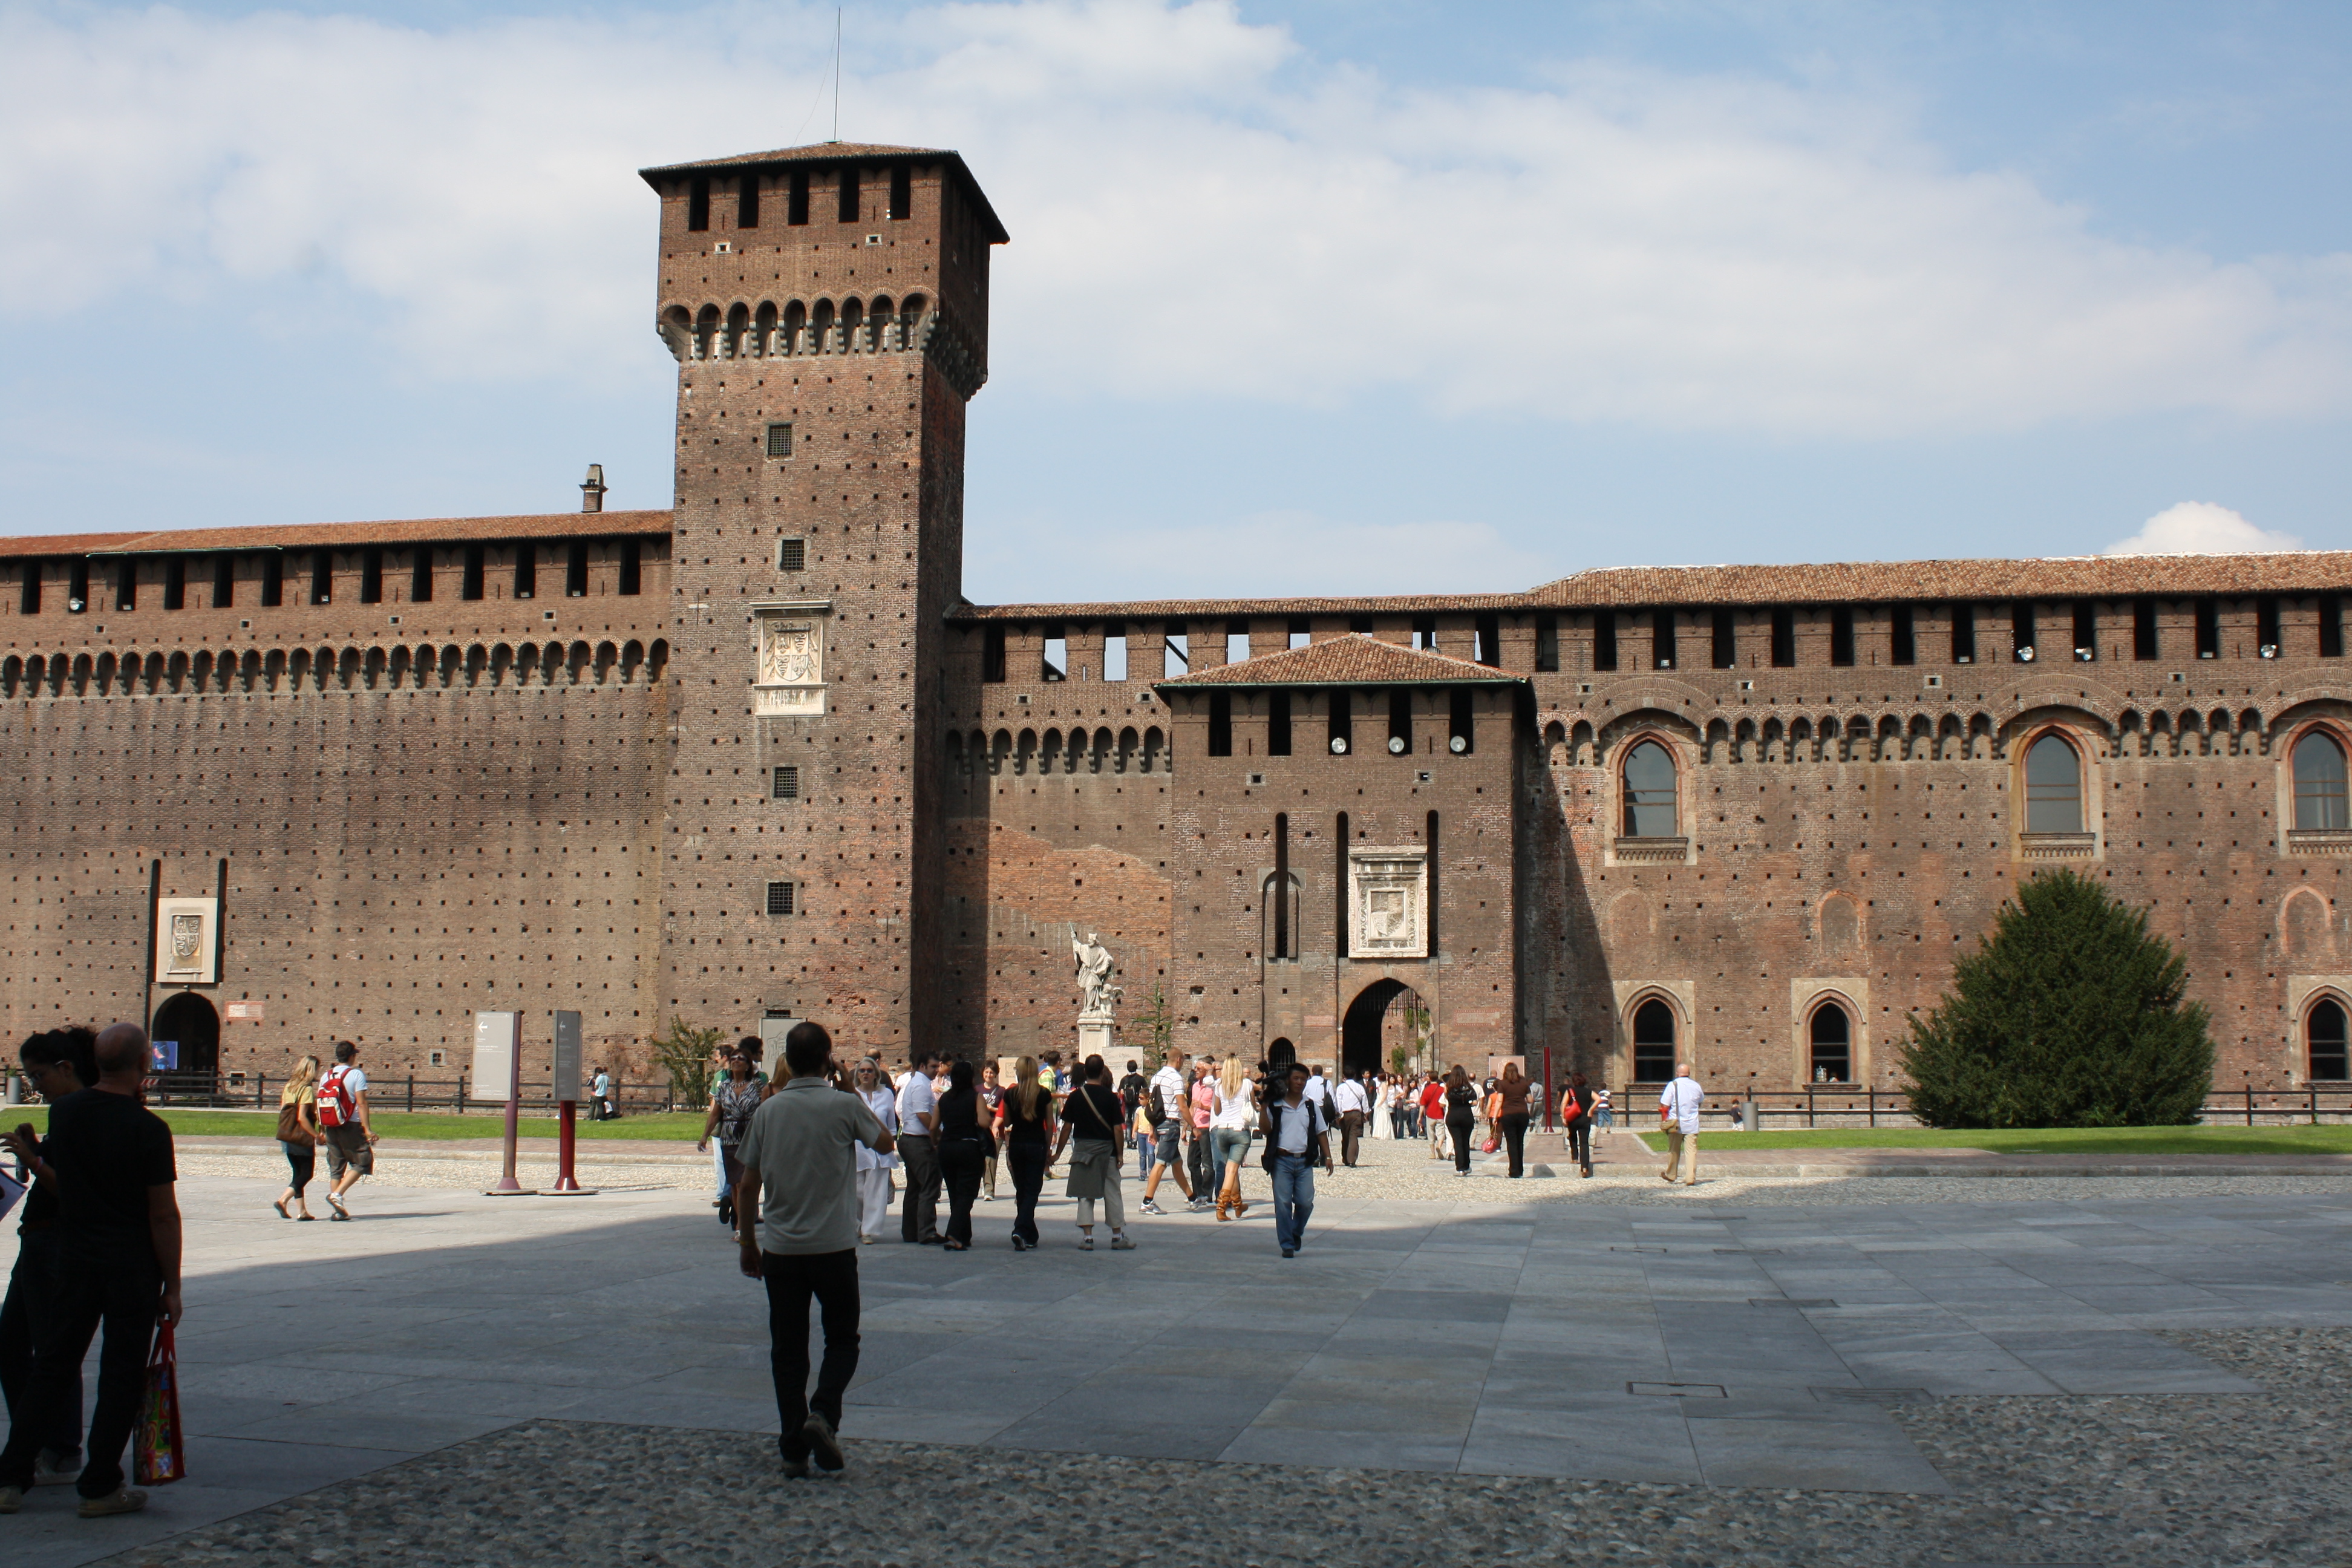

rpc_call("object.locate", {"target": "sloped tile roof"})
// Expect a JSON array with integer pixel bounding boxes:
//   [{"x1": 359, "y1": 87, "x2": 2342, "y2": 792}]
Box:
[
  {"x1": 1528, "y1": 552, "x2": 2352, "y2": 608},
  {"x1": 0, "y1": 511, "x2": 674, "y2": 560},
  {"x1": 1156, "y1": 633, "x2": 1524, "y2": 688}
]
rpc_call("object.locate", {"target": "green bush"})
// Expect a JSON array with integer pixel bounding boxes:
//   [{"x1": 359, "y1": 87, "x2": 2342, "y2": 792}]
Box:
[{"x1": 1899, "y1": 867, "x2": 2213, "y2": 1128}]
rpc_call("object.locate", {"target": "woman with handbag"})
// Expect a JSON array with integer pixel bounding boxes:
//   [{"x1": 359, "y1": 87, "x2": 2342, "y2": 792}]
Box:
[
  {"x1": 934, "y1": 1059, "x2": 991, "y2": 1252},
  {"x1": 1443, "y1": 1067, "x2": 1480, "y2": 1176},
  {"x1": 273, "y1": 1055, "x2": 322, "y2": 1220},
  {"x1": 1478, "y1": 1077, "x2": 1502, "y2": 1155},
  {"x1": 1494, "y1": 1061, "x2": 1533, "y2": 1178},
  {"x1": 1050, "y1": 1056, "x2": 1135, "y2": 1250},
  {"x1": 998, "y1": 1054, "x2": 1056, "y2": 1251},
  {"x1": 1209, "y1": 1057, "x2": 1256, "y2": 1221},
  {"x1": 1560, "y1": 1072, "x2": 1596, "y2": 1178}
]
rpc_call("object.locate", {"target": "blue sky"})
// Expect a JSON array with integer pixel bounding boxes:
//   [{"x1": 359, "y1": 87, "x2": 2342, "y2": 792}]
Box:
[{"x1": 1, "y1": 1, "x2": 2347, "y2": 599}]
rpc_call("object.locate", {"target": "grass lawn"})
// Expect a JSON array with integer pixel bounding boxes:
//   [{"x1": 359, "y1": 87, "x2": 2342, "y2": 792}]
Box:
[
  {"x1": 2, "y1": 1106, "x2": 708, "y2": 1142},
  {"x1": 1630, "y1": 1124, "x2": 2352, "y2": 1155}
]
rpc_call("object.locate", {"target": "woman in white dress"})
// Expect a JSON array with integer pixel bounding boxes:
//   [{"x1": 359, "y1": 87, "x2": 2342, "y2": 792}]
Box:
[{"x1": 852, "y1": 1056, "x2": 899, "y2": 1243}]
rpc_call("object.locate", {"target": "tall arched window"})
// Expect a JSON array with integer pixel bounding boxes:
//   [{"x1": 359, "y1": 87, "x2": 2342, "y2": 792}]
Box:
[
  {"x1": 2310, "y1": 999, "x2": 2349, "y2": 1082},
  {"x1": 2295, "y1": 732, "x2": 2349, "y2": 830},
  {"x1": 1809, "y1": 1004, "x2": 1851, "y2": 1082},
  {"x1": 1632, "y1": 999, "x2": 1676, "y2": 1081},
  {"x1": 2024, "y1": 734, "x2": 2082, "y2": 833},
  {"x1": 1622, "y1": 741, "x2": 1677, "y2": 837}
]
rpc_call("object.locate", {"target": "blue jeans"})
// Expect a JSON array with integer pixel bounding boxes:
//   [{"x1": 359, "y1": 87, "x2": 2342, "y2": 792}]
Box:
[
  {"x1": 1272, "y1": 1154, "x2": 1315, "y2": 1251},
  {"x1": 1597, "y1": 1108, "x2": 1613, "y2": 1130}
]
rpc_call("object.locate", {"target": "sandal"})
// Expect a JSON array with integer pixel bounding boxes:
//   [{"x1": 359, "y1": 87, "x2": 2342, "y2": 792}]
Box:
[{"x1": 272, "y1": 1198, "x2": 290, "y2": 1220}]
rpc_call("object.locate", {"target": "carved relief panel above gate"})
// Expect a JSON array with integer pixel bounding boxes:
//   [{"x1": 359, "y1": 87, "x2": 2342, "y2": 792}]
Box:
[
  {"x1": 751, "y1": 600, "x2": 832, "y2": 717},
  {"x1": 1349, "y1": 848, "x2": 1428, "y2": 961}
]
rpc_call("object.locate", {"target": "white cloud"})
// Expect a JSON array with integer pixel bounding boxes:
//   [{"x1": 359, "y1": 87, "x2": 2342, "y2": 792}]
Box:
[
  {"x1": 2, "y1": 1, "x2": 2348, "y2": 436},
  {"x1": 968, "y1": 508, "x2": 1550, "y2": 599},
  {"x1": 2105, "y1": 500, "x2": 2304, "y2": 556}
]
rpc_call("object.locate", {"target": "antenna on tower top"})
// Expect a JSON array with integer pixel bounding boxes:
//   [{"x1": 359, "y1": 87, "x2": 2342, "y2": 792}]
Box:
[{"x1": 831, "y1": 8, "x2": 842, "y2": 142}]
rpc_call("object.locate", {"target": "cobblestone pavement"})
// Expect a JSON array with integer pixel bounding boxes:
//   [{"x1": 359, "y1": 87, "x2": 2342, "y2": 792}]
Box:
[{"x1": 5, "y1": 1142, "x2": 2348, "y2": 1568}]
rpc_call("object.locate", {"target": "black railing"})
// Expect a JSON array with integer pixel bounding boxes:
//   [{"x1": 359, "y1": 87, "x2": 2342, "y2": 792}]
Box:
[
  {"x1": 123, "y1": 1074, "x2": 696, "y2": 1116},
  {"x1": 1601, "y1": 1081, "x2": 2352, "y2": 1129}
]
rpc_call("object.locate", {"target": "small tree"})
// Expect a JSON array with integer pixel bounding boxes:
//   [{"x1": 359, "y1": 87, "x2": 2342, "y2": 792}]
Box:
[
  {"x1": 1131, "y1": 981, "x2": 1174, "y2": 1062},
  {"x1": 1899, "y1": 868, "x2": 2213, "y2": 1128},
  {"x1": 648, "y1": 1017, "x2": 724, "y2": 1108}
]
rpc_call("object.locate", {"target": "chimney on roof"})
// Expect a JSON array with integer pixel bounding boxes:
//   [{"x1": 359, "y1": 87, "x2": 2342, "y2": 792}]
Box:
[{"x1": 580, "y1": 464, "x2": 607, "y2": 514}]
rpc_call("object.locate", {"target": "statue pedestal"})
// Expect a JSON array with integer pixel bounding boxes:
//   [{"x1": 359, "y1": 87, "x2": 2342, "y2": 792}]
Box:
[{"x1": 1076, "y1": 1011, "x2": 1116, "y2": 1062}]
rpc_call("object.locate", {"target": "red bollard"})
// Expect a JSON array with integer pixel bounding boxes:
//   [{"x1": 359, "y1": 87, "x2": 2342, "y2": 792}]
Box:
[{"x1": 545, "y1": 1099, "x2": 595, "y2": 1196}]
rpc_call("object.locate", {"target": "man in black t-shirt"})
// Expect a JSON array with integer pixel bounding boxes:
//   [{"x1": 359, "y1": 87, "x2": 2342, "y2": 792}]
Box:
[{"x1": 0, "y1": 1023, "x2": 181, "y2": 1518}]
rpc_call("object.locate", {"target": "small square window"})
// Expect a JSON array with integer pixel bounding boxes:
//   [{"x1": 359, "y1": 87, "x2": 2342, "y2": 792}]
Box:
[
  {"x1": 773, "y1": 765, "x2": 800, "y2": 800},
  {"x1": 777, "y1": 538, "x2": 806, "y2": 572},
  {"x1": 428, "y1": 1050, "x2": 447, "y2": 1068},
  {"x1": 766, "y1": 881, "x2": 797, "y2": 916},
  {"x1": 765, "y1": 422, "x2": 794, "y2": 458}
]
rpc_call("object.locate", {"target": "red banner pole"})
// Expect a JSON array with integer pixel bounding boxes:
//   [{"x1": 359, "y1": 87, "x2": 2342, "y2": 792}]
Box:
[{"x1": 553, "y1": 1100, "x2": 581, "y2": 1192}]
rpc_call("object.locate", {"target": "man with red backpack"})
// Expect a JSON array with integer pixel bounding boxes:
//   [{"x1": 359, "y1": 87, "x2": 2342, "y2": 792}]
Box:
[{"x1": 318, "y1": 1041, "x2": 377, "y2": 1220}]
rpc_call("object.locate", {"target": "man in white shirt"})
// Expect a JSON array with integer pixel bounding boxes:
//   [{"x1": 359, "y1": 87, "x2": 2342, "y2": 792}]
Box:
[
  {"x1": 1330, "y1": 1072, "x2": 1370, "y2": 1168},
  {"x1": 1304, "y1": 1066, "x2": 1334, "y2": 1114},
  {"x1": 1658, "y1": 1063, "x2": 1705, "y2": 1186},
  {"x1": 895, "y1": 1050, "x2": 943, "y2": 1244},
  {"x1": 1139, "y1": 1049, "x2": 1194, "y2": 1215}
]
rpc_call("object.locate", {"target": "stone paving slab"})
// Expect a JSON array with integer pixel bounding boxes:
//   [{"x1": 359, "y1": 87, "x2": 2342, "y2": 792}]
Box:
[{"x1": 13, "y1": 1139, "x2": 2352, "y2": 1565}]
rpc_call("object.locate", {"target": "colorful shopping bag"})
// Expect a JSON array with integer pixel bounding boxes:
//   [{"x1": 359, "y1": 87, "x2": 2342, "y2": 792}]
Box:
[{"x1": 132, "y1": 1321, "x2": 186, "y2": 1485}]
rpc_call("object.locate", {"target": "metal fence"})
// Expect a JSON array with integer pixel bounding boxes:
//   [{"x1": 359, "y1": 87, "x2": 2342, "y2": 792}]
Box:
[
  {"x1": 128, "y1": 1073, "x2": 695, "y2": 1116},
  {"x1": 1598, "y1": 1081, "x2": 2352, "y2": 1130}
]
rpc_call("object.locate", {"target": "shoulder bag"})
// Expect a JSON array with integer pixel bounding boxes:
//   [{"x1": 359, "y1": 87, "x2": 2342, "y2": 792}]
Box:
[{"x1": 275, "y1": 1097, "x2": 316, "y2": 1147}]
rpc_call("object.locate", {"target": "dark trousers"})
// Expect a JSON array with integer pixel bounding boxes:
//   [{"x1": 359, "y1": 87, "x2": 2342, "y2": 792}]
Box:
[
  {"x1": 1567, "y1": 1118, "x2": 1592, "y2": 1171},
  {"x1": 1499, "y1": 1113, "x2": 1529, "y2": 1177},
  {"x1": 0, "y1": 1232, "x2": 82, "y2": 1461},
  {"x1": 938, "y1": 1139, "x2": 984, "y2": 1246},
  {"x1": 0, "y1": 1239, "x2": 158, "y2": 1498},
  {"x1": 1006, "y1": 1142, "x2": 1047, "y2": 1246},
  {"x1": 898, "y1": 1135, "x2": 941, "y2": 1243},
  {"x1": 762, "y1": 1249, "x2": 859, "y2": 1460},
  {"x1": 281, "y1": 1140, "x2": 315, "y2": 1196},
  {"x1": 1338, "y1": 1110, "x2": 1364, "y2": 1167},
  {"x1": 1186, "y1": 1130, "x2": 1214, "y2": 1195},
  {"x1": 1448, "y1": 1117, "x2": 1476, "y2": 1172}
]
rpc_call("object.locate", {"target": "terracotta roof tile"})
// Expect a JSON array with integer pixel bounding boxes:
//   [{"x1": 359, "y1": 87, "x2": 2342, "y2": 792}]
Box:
[
  {"x1": 1157, "y1": 634, "x2": 1523, "y2": 688},
  {"x1": 960, "y1": 550, "x2": 2352, "y2": 622},
  {"x1": 0, "y1": 511, "x2": 674, "y2": 560},
  {"x1": 1529, "y1": 552, "x2": 2352, "y2": 607}
]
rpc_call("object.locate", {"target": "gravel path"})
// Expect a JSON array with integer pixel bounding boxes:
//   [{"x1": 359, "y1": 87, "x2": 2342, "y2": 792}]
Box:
[{"x1": 91, "y1": 1325, "x2": 2352, "y2": 1568}]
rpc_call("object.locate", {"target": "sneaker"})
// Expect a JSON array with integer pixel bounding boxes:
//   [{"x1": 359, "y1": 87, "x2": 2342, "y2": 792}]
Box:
[
  {"x1": 800, "y1": 1414, "x2": 845, "y2": 1473},
  {"x1": 780, "y1": 1454, "x2": 810, "y2": 1479},
  {"x1": 1281, "y1": 1247, "x2": 1295, "y2": 1259},
  {"x1": 1079, "y1": 1235, "x2": 1095, "y2": 1251},
  {"x1": 33, "y1": 1449, "x2": 81, "y2": 1486},
  {"x1": 327, "y1": 1191, "x2": 350, "y2": 1218},
  {"x1": 1010, "y1": 1234, "x2": 1028, "y2": 1252},
  {"x1": 78, "y1": 1488, "x2": 146, "y2": 1518},
  {"x1": 1110, "y1": 1233, "x2": 1135, "y2": 1250},
  {"x1": 1140, "y1": 1198, "x2": 1164, "y2": 1216}
]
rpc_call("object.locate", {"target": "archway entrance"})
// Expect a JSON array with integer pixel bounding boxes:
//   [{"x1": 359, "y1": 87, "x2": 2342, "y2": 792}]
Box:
[
  {"x1": 1341, "y1": 979, "x2": 1414, "y2": 1079},
  {"x1": 1267, "y1": 1038, "x2": 1296, "y2": 1071},
  {"x1": 151, "y1": 991, "x2": 220, "y2": 1082}
]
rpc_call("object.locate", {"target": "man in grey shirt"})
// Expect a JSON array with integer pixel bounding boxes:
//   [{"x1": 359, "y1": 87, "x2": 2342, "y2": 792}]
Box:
[{"x1": 734, "y1": 1021, "x2": 893, "y2": 1476}]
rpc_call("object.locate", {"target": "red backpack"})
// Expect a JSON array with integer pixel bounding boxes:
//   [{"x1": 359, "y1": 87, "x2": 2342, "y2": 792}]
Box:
[{"x1": 319, "y1": 1065, "x2": 358, "y2": 1129}]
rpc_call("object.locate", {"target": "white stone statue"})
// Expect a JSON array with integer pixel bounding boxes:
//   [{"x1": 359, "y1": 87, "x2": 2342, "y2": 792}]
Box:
[{"x1": 1072, "y1": 931, "x2": 1120, "y2": 1018}]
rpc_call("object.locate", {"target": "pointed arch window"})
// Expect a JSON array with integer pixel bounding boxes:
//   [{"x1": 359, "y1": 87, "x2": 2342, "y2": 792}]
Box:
[
  {"x1": 2295, "y1": 732, "x2": 2349, "y2": 831},
  {"x1": 2310, "y1": 999, "x2": 2348, "y2": 1082},
  {"x1": 1809, "y1": 1003, "x2": 1851, "y2": 1082},
  {"x1": 1622, "y1": 740, "x2": 1677, "y2": 837},
  {"x1": 2024, "y1": 734, "x2": 2082, "y2": 833},
  {"x1": 1632, "y1": 999, "x2": 1676, "y2": 1081}
]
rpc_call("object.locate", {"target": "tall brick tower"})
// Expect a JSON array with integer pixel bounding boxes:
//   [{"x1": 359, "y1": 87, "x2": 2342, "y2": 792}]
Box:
[{"x1": 640, "y1": 143, "x2": 1007, "y2": 1059}]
